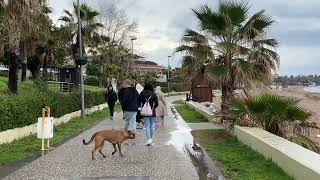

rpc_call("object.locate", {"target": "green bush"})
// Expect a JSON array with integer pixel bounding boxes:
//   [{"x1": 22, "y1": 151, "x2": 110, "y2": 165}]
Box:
[
  {"x1": 84, "y1": 76, "x2": 99, "y2": 87},
  {"x1": 0, "y1": 85, "x2": 105, "y2": 132},
  {"x1": 0, "y1": 71, "x2": 8, "y2": 77},
  {"x1": 0, "y1": 81, "x2": 6, "y2": 90},
  {"x1": 159, "y1": 82, "x2": 191, "y2": 93}
]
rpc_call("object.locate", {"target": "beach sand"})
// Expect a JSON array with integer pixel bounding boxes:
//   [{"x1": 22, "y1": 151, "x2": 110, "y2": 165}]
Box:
[
  {"x1": 273, "y1": 87, "x2": 320, "y2": 144},
  {"x1": 274, "y1": 87, "x2": 320, "y2": 125}
]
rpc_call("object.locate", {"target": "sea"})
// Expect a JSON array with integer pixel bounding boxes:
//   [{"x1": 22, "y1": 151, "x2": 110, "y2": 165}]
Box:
[{"x1": 304, "y1": 86, "x2": 320, "y2": 93}]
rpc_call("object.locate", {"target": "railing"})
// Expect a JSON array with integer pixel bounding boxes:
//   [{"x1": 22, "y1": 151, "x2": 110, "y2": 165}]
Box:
[{"x1": 47, "y1": 81, "x2": 75, "y2": 92}]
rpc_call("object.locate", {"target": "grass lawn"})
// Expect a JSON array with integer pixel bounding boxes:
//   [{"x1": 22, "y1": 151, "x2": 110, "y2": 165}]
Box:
[
  {"x1": 192, "y1": 129, "x2": 293, "y2": 180},
  {"x1": 0, "y1": 108, "x2": 109, "y2": 166},
  {"x1": 173, "y1": 100, "x2": 208, "y2": 123}
]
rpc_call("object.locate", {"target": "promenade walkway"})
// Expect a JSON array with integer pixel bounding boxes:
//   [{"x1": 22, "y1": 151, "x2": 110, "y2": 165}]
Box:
[{"x1": 5, "y1": 96, "x2": 201, "y2": 180}]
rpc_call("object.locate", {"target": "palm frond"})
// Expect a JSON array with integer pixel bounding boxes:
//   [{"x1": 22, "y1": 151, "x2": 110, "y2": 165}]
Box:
[{"x1": 218, "y1": 0, "x2": 249, "y2": 25}]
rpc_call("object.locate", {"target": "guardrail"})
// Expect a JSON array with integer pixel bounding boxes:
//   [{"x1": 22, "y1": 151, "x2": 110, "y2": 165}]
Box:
[{"x1": 47, "y1": 81, "x2": 75, "y2": 92}]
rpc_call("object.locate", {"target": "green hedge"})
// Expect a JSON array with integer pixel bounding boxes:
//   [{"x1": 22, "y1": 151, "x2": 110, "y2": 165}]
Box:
[
  {"x1": 84, "y1": 76, "x2": 99, "y2": 87},
  {"x1": 159, "y1": 82, "x2": 191, "y2": 93},
  {"x1": 0, "y1": 87, "x2": 105, "y2": 132},
  {"x1": 0, "y1": 71, "x2": 8, "y2": 77}
]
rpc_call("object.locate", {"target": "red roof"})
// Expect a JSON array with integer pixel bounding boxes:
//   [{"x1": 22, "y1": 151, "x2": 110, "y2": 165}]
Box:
[{"x1": 132, "y1": 64, "x2": 167, "y2": 69}]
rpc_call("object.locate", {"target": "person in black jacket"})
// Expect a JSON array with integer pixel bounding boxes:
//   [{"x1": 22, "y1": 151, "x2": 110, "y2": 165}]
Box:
[
  {"x1": 140, "y1": 82, "x2": 158, "y2": 146},
  {"x1": 118, "y1": 85, "x2": 124, "y2": 107},
  {"x1": 122, "y1": 79, "x2": 140, "y2": 134},
  {"x1": 105, "y1": 84, "x2": 117, "y2": 120}
]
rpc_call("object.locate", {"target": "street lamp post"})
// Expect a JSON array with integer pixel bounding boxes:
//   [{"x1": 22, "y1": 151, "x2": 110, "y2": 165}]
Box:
[
  {"x1": 167, "y1": 55, "x2": 171, "y2": 96},
  {"x1": 77, "y1": 0, "x2": 85, "y2": 118},
  {"x1": 128, "y1": 37, "x2": 137, "y2": 68},
  {"x1": 130, "y1": 37, "x2": 137, "y2": 86}
]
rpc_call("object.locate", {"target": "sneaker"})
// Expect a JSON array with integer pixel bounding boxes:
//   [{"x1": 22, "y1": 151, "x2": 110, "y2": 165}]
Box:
[
  {"x1": 145, "y1": 139, "x2": 152, "y2": 146},
  {"x1": 110, "y1": 116, "x2": 113, "y2": 120}
]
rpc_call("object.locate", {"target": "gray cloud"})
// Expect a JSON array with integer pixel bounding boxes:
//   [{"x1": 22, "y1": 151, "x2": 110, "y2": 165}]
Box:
[{"x1": 50, "y1": 0, "x2": 320, "y2": 75}]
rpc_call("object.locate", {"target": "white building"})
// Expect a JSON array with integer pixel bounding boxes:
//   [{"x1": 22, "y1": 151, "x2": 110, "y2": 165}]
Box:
[{"x1": 131, "y1": 59, "x2": 167, "y2": 82}]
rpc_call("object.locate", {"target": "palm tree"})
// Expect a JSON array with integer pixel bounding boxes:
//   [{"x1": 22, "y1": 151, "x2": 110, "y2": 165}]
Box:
[
  {"x1": 190, "y1": 1, "x2": 279, "y2": 112},
  {"x1": 59, "y1": 2, "x2": 102, "y2": 89},
  {"x1": 0, "y1": 0, "x2": 51, "y2": 94},
  {"x1": 7, "y1": 0, "x2": 51, "y2": 81}
]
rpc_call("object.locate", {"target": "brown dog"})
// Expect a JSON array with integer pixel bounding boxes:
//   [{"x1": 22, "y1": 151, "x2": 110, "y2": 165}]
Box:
[{"x1": 83, "y1": 130, "x2": 135, "y2": 160}]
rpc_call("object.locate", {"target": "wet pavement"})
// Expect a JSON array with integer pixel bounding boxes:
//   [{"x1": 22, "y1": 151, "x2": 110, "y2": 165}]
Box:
[{"x1": 3, "y1": 96, "x2": 223, "y2": 180}]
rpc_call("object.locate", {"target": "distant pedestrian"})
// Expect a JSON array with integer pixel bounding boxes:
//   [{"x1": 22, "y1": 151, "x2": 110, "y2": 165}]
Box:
[
  {"x1": 105, "y1": 84, "x2": 117, "y2": 120},
  {"x1": 140, "y1": 82, "x2": 158, "y2": 146},
  {"x1": 122, "y1": 79, "x2": 140, "y2": 134},
  {"x1": 136, "y1": 83, "x2": 144, "y2": 126},
  {"x1": 154, "y1": 86, "x2": 167, "y2": 127}
]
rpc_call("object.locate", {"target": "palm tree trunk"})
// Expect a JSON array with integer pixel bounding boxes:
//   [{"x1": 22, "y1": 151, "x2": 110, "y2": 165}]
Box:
[
  {"x1": 221, "y1": 75, "x2": 235, "y2": 121},
  {"x1": 220, "y1": 54, "x2": 235, "y2": 122},
  {"x1": 21, "y1": 60, "x2": 27, "y2": 81},
  {"x1": 8, "y1": 51, "x2": 18, "y2": 94},
  {"x1": 20, "y1": 41, "x2": 27, "y2": 81}
]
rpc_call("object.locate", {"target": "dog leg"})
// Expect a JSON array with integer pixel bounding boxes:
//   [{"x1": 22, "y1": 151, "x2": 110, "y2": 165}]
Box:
[
  {"x1": 99, "y1": 142, "x2": 106, "y2": 158},
  {"x1": 111, "y1": 143, "x2": 117, "y2": 155},
  {"x1": 92, "y1": 145, "x2": 99, "y2": 160},
  {"x1": 118, "y1": 143, "x2": 124, "y2": 157}
]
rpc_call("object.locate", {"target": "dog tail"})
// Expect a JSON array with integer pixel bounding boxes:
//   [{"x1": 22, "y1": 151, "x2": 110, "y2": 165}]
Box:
[{"x1": 82, "y1": 132, "x2": 97, "y2": 145}]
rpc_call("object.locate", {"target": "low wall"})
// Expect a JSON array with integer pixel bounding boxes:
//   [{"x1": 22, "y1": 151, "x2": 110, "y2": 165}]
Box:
[
  {"x1": 0, "y1": 104, "x2": 107, "y2": 145},
  {"x1": 164, "y1": 91, "x2": 188, "y2": 97},
  {"x1": 234, "y1": 126, "x2": 320, "y2": 180},
  {"x1": 185, "y1": 101, "x2": 217, "y2": 123}
]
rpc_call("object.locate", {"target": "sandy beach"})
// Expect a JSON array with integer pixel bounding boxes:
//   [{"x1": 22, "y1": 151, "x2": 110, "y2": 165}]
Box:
[
  {"x1": 272, "y1": 87, "x2": 320, "y2": 144},
  {"x1": 274, "y1": 86, "x2": 320, "y2": 126}
]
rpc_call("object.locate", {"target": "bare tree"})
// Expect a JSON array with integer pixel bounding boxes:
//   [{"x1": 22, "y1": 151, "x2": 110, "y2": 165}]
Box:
[{"x1": 98, "y1": 2, "x2": 138, "y2": 46}]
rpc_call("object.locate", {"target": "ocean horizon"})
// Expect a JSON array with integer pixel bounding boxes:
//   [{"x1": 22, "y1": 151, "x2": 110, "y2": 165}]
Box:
[{"x1": 304, "y1": 86, "x2": 320, "y2": 93}]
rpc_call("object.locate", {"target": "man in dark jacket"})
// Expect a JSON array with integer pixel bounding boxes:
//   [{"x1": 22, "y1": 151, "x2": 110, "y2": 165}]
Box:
[
  {"x1": 105, "y1": 84, "x2": 117, "y2": 120},
  {"x1": 122, "y1": 79, "x2": 140, "y2": 134}
]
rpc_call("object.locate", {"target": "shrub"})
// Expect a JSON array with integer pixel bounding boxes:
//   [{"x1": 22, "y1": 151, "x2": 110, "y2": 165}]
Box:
[
  {"x1": 0, "y1": 86, "x2": 105, "y2": 132},
  {"x1": 0, "y1": 71, "x2": 8, "y2": 77},
  {"x1": 84, "y1": 76, "x2": 99, "y2": 87},
  {"x1": 0, "y1": 81, "x2": 6, "y2": 90}
]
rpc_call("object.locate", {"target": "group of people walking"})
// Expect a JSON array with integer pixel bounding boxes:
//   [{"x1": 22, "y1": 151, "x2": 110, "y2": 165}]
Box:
[{"x1": 105, "y1": 79, "x2": 167, "y2": 146}]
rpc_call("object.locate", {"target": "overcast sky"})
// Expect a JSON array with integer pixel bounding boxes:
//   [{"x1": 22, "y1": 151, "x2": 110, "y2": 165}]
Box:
[{"x1": 49, "y1": 0, "x2": 320, "y2": 76}]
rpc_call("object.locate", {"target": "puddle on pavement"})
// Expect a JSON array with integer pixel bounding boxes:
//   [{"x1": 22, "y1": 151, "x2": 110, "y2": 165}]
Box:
[{"x1": 168, "y1": 104, "x2": 224, "y2": 180}]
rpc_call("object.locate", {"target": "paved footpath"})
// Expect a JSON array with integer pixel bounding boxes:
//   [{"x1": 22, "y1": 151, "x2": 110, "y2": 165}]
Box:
[{"x1": 5, "y1": 96, "x2": 200, "y2": 180}]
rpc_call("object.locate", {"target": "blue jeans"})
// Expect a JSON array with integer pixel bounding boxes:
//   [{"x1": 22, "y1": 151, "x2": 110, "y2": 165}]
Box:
[
  {"x1": 143, "y1": 117, "x2": 156, "y2": 140},
  {"x1": 124, "y1": 111, "x2": 137, "y2": 133}
]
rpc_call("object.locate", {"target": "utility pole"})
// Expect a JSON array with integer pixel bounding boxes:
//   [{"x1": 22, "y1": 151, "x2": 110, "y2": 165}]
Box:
[
  {"x1": 167, "y1": 55, "x2": 171, "y2": 96},
  {"x1": 78, "y1": 0, "x2": 85, "y2": 118},
  {"x1": 130, "y1": 37, "x2": 137, "y2": 85}
]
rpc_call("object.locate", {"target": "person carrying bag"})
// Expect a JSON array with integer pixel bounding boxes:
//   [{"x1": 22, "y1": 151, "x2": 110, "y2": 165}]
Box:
[{"x1": 139, "y1": 82, "x2": 158, "y2": 146}]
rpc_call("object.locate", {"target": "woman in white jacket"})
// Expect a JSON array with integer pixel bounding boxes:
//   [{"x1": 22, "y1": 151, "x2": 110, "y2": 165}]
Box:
[{"x1": 154, "y1": 86, "x2": 167, "y2": 127}]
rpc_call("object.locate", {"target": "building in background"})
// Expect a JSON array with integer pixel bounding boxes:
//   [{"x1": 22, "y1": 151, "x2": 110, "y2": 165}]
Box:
[{"x1": 131, "y1": 55, "x2": 167, "y2": 82}]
